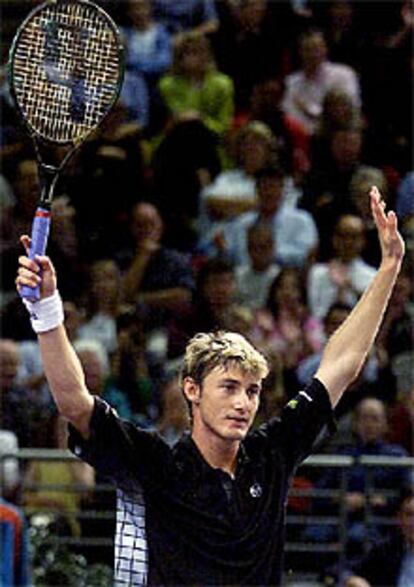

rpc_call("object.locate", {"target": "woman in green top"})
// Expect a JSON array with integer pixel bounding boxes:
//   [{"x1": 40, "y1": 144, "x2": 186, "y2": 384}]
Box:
[{"x1": 159, "y1": 31, "x2": 234, "y2": 137}]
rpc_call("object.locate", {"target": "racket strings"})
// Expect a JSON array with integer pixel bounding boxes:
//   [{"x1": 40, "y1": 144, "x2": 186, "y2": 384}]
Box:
[{"x1": 12, "y1": 1, "x2": 121, "y2": 143}]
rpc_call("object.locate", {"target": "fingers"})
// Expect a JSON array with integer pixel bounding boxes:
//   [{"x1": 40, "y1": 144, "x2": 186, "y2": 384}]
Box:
[
  {"x1": 16, "y1": 261, "x2": 41, "y2": 290},
  {"x1": 370, "y1": 185, "x2": 388, "y2": 230},
  {"x1": 20, "y1": 234, "x2": 31, "y2": 256},
  {"x1": 16, "y1": 254, "x2": 54, "y2": 290}
]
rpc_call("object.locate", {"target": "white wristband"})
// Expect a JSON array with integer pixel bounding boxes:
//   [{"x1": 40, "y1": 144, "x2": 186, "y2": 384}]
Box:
[{"x1": 22, "y1": 290, "x2": 64, "y2": 334}]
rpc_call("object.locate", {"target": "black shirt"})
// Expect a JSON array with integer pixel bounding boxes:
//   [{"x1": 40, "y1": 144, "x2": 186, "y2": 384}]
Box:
[{"x1": 69, "y1": 378, "x2": 334, "y2": 585}]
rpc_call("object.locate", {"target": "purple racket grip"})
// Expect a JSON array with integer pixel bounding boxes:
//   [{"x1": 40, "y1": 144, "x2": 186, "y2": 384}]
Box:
[{"x1": 19, "y1": 206, "x2": 51, "y2": 302}]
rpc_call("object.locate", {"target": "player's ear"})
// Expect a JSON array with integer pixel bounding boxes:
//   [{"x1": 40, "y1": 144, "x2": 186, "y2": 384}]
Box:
[{"x1": 183, "y1": 377, "x2": 201, "y2": 405}]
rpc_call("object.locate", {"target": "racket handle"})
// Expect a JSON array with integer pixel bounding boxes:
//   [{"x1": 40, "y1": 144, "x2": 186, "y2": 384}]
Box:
[{"x1": 20, "y1": 207, "x2": 51, "y2": 302}]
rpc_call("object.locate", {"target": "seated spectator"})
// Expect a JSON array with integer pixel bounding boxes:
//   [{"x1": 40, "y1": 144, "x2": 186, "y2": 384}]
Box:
[
  {"x1": 198, "y1": 121, "x2": 277, "y2": 250},
  {"x1": 167, "y1": 257, "x2": 252, "y2": 359},
  {"x1": 151, "y1": 115, "x2": 221, "y2": 251},
  {"x1": 153, "y1": 0, "x2": 219, "y2": 37},
  {"x1": 156, "y1": 376, "x2": 190, "y2": 446},
  {"x1": 78, "y1": 259, "x2": 123, "y2": 355},
  {"x1": 251, "y1": 267, "x2": 324, "y2": 376},
  {"x1": 282, "y1": 28, "x2": 361, "y2": 134},
  {"x1": 1, "y1": 159, "x2": 38, "y2": 306},
  {"x1": 307, "y1": 214, "x2": 377, "y2": 319},
  {"x1": 349, "y1": 165, "x2": 388, "y2": 267},
  {"x1": 0, "y1": 339, "x2": 52, "y2": 448},
  {"x1": 235, "y1": 221, "x2": 280, "y2": 311},
  {"x1": 0, "y1": 429, "x2": 19, "y2": 502},
  {"x1": 212, "y1": 0, "x2": 289, "y2": 111},
  {"x1": 301, "y1": 126, "x2": 368, "y2": 259},
  {"x1": 111, "y1": 308, "x2": 157, "y2": 422},
  {"x1": 247, "y1": 77, "x2": 311, "y2": 183},
  {"x1": 396, "y1": 170, "x2": 414, "y2": 223},
  {"x1": 304, "y1": 397, "x2": 409, "y2": 557},
  {"x1": 342, "y1": 485, "x2": 414, "y2": 587},
  {"x1": 313, "y1": 0, "x2": 362, "y2": 68},
  {"x1": 119, "y1": 0, "x2": 172, "y2": 129},
  {"x1": 0, "y1": 174, "x2": 15, "y2": 256},
  {"x1": 388, "y1": 386, "x2": 414, "y2": 457},
  {"x1": 73, "y1": 339, "x2": 142, "y2": 424},
  {"x1": 311, "y1": 87, "x2": 363, "y2": 170},
  {"x1": 297, "y1": 302, "x2": 379, "y2": 393},
  {"x1": 23, "y1": 414, "x2": 94, "y2": 537},
  {"x1": 223, "y1": 165, "x2": 318, "y2": 268},
  {"x1": 117, "y1": 202, "x2": 195, "y2": 332},
  {"x1": 376, "y1": 268, "x2": 413, "y2": 396},
  {"x1": 158, "y1": 31, "x2": 234, "y2": 138}
]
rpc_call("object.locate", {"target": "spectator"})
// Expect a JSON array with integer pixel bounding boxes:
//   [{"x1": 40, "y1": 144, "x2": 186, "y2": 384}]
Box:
[
  {"x1": 304, "y1": 397, "x2": 409, "y2": 557},
  {"x1": 23, "y1": 414, "x2": 94, "y2": 537},
  {"x1": 313, "y1": 0, "x2": 362, "y2": 68},
  {"x1": 388, "y1": 386, "x2": 414, "y2": 457},
  {"x1": 119, "y1": 0, "x2": 172, "y2": 129},
  {"x1": 235, "y1": 221, "x2": 280, "y2": 311},
  {"x1": 310, "y1": 87, "x2": 363, "y2": 170},
  {"x1": 73, "y1": 339, "x2": 137, "y2": 423},
  {"x1": 349, "y1": 166, "x2": 388, "y2": 267},
  {"x1": 251, "y1": 267, "x2": 324, "y2": 376},
  {"x1": 296, "y1": 302, "x2": 379, "y2": 394},
  {"x1": 247, "y1": 77, "x2": 311, "y2": 183},
  {"x1": 152, "y1": 0, "x2": 219, "y2": 37},
  {"x1": 307, "y1": 214, "x2": 377, "y2": 319},
  {"x1": 117, "y1": 202, "x2": 195, "y2": 332},
  {"x1": 212, "y1": 0, "x2": 289, "y2": 110},
  {"x1": 396, "y1": 171, "x2": 414, "y2": 224},
  {"x1": 78, "y1": 259, "x2": 122, "y2": 355},
  {"x1": 301, "y1": 126, "x2": 368, "y2": 258},
  {"x1": 376, "y1": 269, "x2": 413, "y2": 395},
  {"x1": 111, "y1": 308, "x2": 157, "y2": 423},
  {"x1": 158, "y1": 31, "x2": 234, "y2": 138},
  {"x1": 0, "y1": 339, "x2": 51, "y2": 448},
  {"x1": 167, "y1": 257, "x2": 253, "y2": 359},
  {"x1": 282, "y1": 28, "x2": 361, "y2": 134},
  {"x1": 198, "y1": 121, "x2": 277, "y2": 251},
  {"x1": 224, "y1": 165, "x2": 318, "y2": 268},
  {"x1": 156, "y1": 375, "x2": 190, "y2": 446},
  {"x1": 342, "y1": 485, "x2": 414, "y2": 587},
  {"x1": 0, "y1": 429, "x2": 19, "y2": 501}
]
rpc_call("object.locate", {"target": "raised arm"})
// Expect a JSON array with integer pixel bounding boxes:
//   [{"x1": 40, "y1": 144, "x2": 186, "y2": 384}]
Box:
[
  {"x1": 315, "y1": 187, "x2": 405, "y2": 407},
  {"x1": 16, "y1": 236, "x2": 94, "y2": 438}
]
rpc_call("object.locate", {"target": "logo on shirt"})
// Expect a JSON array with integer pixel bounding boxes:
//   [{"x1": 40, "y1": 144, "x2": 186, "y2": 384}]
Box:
[
  {"x1": 249, "y1": 483, "x2": 262, "y2": 498},
  {"x1": 286, "y1": 399, "x2": 298, "y2": 410}
]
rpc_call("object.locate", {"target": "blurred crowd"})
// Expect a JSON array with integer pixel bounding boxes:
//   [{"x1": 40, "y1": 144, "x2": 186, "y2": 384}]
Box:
[{"x1": 0, "y1": 0, "x2": 413, "y2": 582}]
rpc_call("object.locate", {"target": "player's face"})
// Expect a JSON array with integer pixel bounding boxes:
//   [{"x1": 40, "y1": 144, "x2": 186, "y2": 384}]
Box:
[{"x1": 186, "y1": 365, "x2": 261, "y2": 444}]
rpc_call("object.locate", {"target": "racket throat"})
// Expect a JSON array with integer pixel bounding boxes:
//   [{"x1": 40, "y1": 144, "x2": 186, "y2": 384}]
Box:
[{"x1": 39, "y1": 163, "x2": 59, "y2": 207}]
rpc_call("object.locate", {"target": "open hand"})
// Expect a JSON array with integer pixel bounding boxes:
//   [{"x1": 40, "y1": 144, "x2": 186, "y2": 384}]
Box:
[{"x1": 370, "y1": 186, "x2": 405, "y2": 269}]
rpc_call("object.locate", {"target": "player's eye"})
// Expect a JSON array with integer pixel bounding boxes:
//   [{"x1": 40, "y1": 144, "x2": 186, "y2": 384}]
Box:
[{"x1": 247, "y1": 387, "x2": 260, "y2": 398}]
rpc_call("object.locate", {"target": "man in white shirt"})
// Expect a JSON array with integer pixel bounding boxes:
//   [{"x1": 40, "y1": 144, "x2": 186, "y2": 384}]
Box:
[
  {"x1": 308, "y1": 214, "x2": 377, "y2": 319},
  {"x1": 235, "y1": 221, "x2": 280, "y2": 310},
  {"x1": 282, "y1": 28, "x2": 360, "y2": 134},
  {"x1": 225, "y1": 166, "x2": 318, "y2": 268}
]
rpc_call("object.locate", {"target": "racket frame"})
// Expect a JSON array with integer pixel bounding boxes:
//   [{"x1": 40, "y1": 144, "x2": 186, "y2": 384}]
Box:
[{"x1": 8, "y1": 0, "x2": 124, "y2": 301}]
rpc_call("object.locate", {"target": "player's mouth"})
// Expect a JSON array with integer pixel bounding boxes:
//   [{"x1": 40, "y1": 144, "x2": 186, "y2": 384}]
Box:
[{"x1": 226, "y1": 416, "x2": 249, "y2": 427}]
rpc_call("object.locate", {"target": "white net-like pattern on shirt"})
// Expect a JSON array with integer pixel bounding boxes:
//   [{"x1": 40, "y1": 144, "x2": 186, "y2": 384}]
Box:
[{"x1": 114, "y1": 486, "x2": 148, "y2": 586}]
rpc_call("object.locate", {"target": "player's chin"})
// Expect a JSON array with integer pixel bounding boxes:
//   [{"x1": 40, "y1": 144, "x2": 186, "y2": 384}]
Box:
[{"x1": 223, "y1": 422, "x2": 250, "y2": 440}]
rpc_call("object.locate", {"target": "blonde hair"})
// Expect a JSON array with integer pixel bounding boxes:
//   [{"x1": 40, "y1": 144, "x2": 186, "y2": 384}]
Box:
[
  {"x1": 179, "y1": 331, "x2": 269, "y2": 388},
  {"x1": 231, "y1": 120, "x2": 277, "y2": 167},
  {"x1": 172, "y1": 31, "x2": 215, "y2": 76}
]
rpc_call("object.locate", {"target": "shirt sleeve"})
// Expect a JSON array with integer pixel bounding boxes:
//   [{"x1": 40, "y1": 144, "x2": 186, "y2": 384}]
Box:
[
  {"x1": 262, "y1": 378, "x2": 336, "y2": 472},
  {"x1": 68, "y1": 397, "x2": 171, "y2": 492}
]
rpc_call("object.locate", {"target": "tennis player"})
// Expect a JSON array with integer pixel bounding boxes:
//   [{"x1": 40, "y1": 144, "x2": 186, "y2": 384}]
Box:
[{"x1": 16, "y1": 186, "x2": 404, "y2": 585}]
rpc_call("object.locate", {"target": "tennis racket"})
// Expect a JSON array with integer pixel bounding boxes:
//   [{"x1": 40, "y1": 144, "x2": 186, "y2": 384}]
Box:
[{"x1": 8, "y1": 0, "x2": 124, "y2": 301}]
